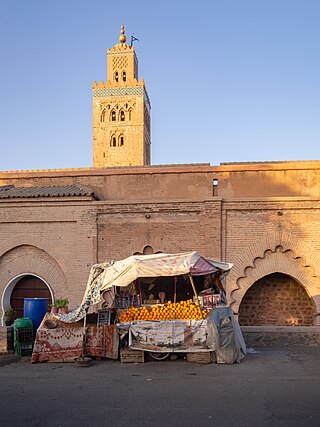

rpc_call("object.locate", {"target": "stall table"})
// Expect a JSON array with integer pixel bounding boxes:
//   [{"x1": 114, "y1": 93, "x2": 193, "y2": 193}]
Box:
[{"x1": 31, "y1": 313, "x2": 119, "y2": 363}]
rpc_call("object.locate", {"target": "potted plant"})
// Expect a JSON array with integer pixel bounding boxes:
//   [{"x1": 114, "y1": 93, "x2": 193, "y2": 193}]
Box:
[
  {"x1": 50, "y1": 300, "x2": 59, "y2": 314},
  {"x1": 4, "y1": 306, "x2": 18, "y2": 326},
  {"x1": 59, "y1": 298, "x2": 69, "y2": 314}
]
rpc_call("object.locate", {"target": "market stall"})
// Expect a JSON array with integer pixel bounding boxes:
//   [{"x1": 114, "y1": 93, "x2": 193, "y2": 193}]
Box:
[
  {"x1": 46, "y1": 251, "x2": 246, "y2": 364},
  {"x1": 52, "y1": 252, "x2": 233, "y2": 322}
]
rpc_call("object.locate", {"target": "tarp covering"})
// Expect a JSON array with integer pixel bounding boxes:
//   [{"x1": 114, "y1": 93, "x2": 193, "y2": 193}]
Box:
[
  {"x1": 127, "y1": 319, "x2": 208, "y2": 352},
  {"x1": 54, "y1": 252, "x2": 233, "y2": 324},
  {"x1": 206, "y1": 307, "x2": 246, "y2": 363},
  {"x1": 94, "y1": 252, "x2": 232, "y2": 288}
]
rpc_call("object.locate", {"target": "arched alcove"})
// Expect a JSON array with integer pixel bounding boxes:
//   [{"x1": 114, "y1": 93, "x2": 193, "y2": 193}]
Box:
[
  {"x1": 228, "y1": 237, "x2": 320, "y2": 322},
  {"x1": 0, "y1": 244, "x2": 68, "y2": 325},
  {"x1": 2, "y1": 273, "x2": 53, "y2": 325},
  {"x1": 239, "y1": 272, "x2": 316, "y2": 326},
  {"x1": 10, "y1": 274, "x2": 52, "y2": 317}
]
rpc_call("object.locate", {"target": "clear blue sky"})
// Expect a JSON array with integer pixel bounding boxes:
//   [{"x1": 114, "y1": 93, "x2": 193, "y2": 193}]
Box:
[{"x1": 0, "y1": 0, "x2": 319, "y2": 171}]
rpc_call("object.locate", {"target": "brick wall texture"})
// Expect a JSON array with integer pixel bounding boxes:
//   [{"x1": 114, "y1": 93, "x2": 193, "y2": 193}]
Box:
[
  {"x1": 1, "y1": 161, "x2": 320, "y2": 327},
  {"x1": 239, "y1": 273, "x2": 316, "y2": 326}
]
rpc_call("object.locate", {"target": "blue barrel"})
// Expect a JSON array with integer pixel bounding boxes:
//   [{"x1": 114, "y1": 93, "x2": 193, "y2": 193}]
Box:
[{"x1": 24, "y1": 298, "x2": 48, "y2": 335}]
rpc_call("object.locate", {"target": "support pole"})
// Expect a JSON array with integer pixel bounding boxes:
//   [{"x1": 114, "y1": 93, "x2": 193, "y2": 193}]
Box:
[
  {"x1": 189, "y1": 275, "x2": 204, "y2": 319},
  {"x1": 82, "y1": 313, "x2": 87, "y2": 358},
  {"x1": 173, "y1": 276, "x2": 177, "y2": 320}
]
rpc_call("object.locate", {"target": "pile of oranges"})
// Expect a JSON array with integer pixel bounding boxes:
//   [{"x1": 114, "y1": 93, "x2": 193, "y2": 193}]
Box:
[{"x1": 118, "y1": 299, "x2": 210, "y2": 322}]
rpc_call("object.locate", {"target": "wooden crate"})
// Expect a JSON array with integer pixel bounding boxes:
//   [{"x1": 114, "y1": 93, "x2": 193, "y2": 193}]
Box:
[
  {"x1": 120, "y1": 348, "x2": 145, "y2": 363},
  {"x1": 186, "y1": 352, "x2": 212, "y2": 364}
]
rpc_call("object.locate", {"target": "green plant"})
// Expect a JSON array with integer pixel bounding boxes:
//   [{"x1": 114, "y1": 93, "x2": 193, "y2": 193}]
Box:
[
  {"x1": 4, "y1": 306, "x2": 18, "y2": 324},
  {"x1": 50, "y1": 299, "x2": 60, "y2": 309},
  {"x1": 55, "y1": 298, "x2": 69, "y2": 309}
]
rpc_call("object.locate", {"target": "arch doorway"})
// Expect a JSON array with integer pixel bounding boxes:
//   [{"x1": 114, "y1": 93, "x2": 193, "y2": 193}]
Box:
[
  {"x1": 3, "y1": 274, "x2": 53, "y2": 320},
  {"x1": 238, "y1": 272, "x2": 316, "y2": 326}
]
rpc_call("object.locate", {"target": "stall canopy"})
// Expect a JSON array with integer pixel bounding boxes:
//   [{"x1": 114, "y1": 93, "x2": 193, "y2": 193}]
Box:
[{"x1": 54, "y1": 252, "x2": 233, "y2": 323}]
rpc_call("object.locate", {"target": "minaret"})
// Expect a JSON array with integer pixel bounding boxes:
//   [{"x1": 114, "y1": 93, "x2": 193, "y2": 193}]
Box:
[{"x1": 92, "y1": 24, "x2": 151, "y2": 168}]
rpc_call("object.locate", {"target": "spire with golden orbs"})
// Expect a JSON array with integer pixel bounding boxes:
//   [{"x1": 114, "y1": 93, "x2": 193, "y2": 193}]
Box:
[{"x1": 119, "y1": 24, "x2": 126, "y2": 44}]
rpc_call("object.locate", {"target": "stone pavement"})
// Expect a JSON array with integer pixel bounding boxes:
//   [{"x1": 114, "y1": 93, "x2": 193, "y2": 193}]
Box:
[{"x1": 0, "y1": 346, "x2": 320, "y2": 427}]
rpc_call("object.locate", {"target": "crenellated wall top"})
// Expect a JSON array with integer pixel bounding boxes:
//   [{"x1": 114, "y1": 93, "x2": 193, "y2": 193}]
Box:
[
  {"x1": 108, "y1": 43, "x2": 135, "y2": 53},
  {"x1": 92, "y1": 78, "x2": 145, "y2": 89}
]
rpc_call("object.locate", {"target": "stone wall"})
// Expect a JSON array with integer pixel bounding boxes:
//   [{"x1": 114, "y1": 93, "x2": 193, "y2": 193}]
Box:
[
  {"x1": 3, "y1": 160, "x2": 320, "y2": 201},
  {"x1": 0, "y1": 197, "x2": 223, "y2": 320},
  {"x1": 1, "y1": 162, "x2": 320, "y2": 329},
  {"x1": 0, "y1": 201, "x2": 97, "y2": 311},
  {"x1": 96, "y1": 200, "x2": 222, "y2": 261},
  {"x1": 242, "y1": 326, "x2": 320, "y2": 347},
  {"x1": 239, "y1": 273, "x2": 315, "y2": 326}
]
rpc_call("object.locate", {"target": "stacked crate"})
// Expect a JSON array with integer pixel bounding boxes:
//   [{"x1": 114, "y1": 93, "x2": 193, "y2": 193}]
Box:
[
  {"x1": 186, "y1": 351, "x2": 212, "y2": 364},
  {"x1": 120, "y1": 348, "x2": 145, "y2": 363},
  {"x1": 13, "y1": 319, "x2": 34, "y2": 357},
  {"x1": 97, "y1": 309, "x2": 112, "y2": 325}
]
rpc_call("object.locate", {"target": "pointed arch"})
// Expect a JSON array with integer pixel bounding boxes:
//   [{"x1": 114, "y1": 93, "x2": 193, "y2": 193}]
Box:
[
  {"x1": 110, "y1": 110, "x2": 116, "y2": 122},
  {"x1": 110, "y1": 135, "x2": 117, "y2": 147},
  {"x1": 122, "y1": 70, "x2": 127, "y2": 82},
  {"x1": 226, "y1": 231, "x2": 320, "y2": 323},
  {"x1": 119, "y1": 109, "x2": 125, "y2": 121},
  {"x1": 100, "y1": 109, "x2": 106, "y2": 123},
  {"x1": 119, "y1": 134, "x2": 124, "y2": 146}
]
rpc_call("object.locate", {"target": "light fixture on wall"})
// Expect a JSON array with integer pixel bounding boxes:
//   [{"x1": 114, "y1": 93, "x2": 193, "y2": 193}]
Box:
[{"x1": 213, "y1": 179, "x2": 219, "y2": 196}]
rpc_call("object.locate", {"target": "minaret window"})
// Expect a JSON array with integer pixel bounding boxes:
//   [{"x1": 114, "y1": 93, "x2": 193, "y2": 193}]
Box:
[
  {"x1": 114, "y1": 71, "x2": 119, "y2": 82},
  {"x1": 110, "y1": 136, "x2": 117, "y2": 147},
  {"x1": 128, "y1": 109, "x2": 132, "y2": 121},
  {"x1": 100, "y1": 109, "x2": 106, "y2": 123},
  {"x1": 120, "y1": 110, "x2": 125, "y2": 121},
  {"x1": 111, "y1": 110, "x2": 116, "y2": 121},
  {"x1": 122, "y1": 71, "x2": 127, "y2": 82},
  {"x1": 119, "y1": 135, "x2": 124, "y2": 146}
]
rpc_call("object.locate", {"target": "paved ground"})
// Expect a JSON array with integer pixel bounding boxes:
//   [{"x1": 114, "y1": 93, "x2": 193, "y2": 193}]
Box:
[{"x1": 0, "y1": 347, "x2": 320, "y2": 427}]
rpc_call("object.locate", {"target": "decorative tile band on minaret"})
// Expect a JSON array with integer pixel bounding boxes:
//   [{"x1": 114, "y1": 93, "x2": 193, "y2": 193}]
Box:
[{"x1": 92, "y1": 24, "x2": 151, "y2": 168}]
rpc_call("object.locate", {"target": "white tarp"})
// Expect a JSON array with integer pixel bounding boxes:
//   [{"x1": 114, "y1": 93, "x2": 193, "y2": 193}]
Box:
[
  {"x1": 93, "y1": 251, "x2": 233, "y2": 289},
  {"x1": 54, "y1": 252, "x2": 233, "y2": 323}
]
